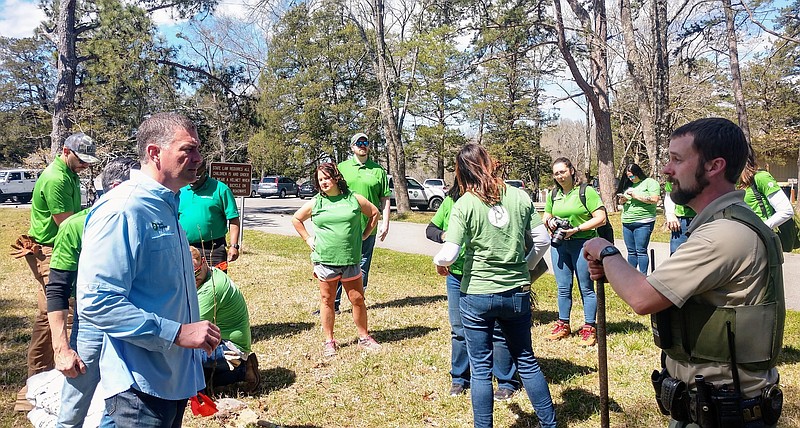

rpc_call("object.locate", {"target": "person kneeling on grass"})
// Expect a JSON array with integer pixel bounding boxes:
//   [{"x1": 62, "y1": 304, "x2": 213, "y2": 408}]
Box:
[
  {"x1": 190, "y1": 246, "x2": 260, "y2": 392},
  {"x1": 292, "y1": 162, "x2": 382, "y2": 357}
]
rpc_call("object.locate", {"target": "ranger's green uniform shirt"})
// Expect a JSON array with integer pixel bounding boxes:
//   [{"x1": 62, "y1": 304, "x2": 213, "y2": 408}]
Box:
[
  {"x1": 311, "y1": 192, "x2": 363, "y2": 266},
  {"x1": 29, "y1": 156, "x2": 81, "y2": 245},
  {"x1": 446, "y1": 187, "x2": 542, "y2": 294},
  {"x1": 430, "y1": 196, "x2": 465, "y2": 276},
  {"x1": 743, "y1": 170, "x2": 782, "y2": 220},
  {"x1": 179, "y1": 176, "x2": 239, "y2": 243},
  {"x1": 337, "y1": 157, "x2": 389, "y2": 236},
  {"x1": 50, "y1": 208, "x2": 90, "y2": 272},
  {"x1": 198, "y1": 268, "x2": 251, "y2": 353},
  {"x1": 545, "y1": 185, "x2": 603, "y2": 239},
  {"x1": 664, "y1": 182, "x2": 696, "y2": 218},
  {"x1": 621, "y1": 177, "x2": 660, "y2": 223}
]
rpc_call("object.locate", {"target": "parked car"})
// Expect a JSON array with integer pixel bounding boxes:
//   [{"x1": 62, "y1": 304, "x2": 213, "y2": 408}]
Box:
[
  {"x1": 423, "y1": 178, "x2": 448, "y2": 192},
  {"x1": 251, "y1": 179, "x2": 259, "y2": 197},
  {"x1": 257, "y1": 176, "x2": 299, "y2": 198},
  {"x1": 298, "y1": 180, "x2": 317, "y2": 199},
  {"x1": 0, "y1": 169, "x2": 38, "y2": 203},
  {"x1": 505, "y1": 179, "x2": 535, "y2": 200},
  {"x1": 388, "y1": 175, "x2": 444, "y2": 211}
]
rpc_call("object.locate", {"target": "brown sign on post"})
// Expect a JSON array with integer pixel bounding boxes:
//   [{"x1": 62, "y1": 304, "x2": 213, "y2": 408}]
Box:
[{"x1": 209, "y1": 162, "x2": 253, "y2": 197}]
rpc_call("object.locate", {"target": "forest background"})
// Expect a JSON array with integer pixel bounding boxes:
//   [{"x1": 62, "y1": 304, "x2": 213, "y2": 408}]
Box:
[{"x1": 1, "y1": 0, "x2": 799, "y2": 211}]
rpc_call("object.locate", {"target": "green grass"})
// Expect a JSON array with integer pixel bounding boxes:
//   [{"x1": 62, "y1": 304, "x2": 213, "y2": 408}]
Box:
[{"x1": 1, "y1": 207, "x2": 799, "y2": 427}]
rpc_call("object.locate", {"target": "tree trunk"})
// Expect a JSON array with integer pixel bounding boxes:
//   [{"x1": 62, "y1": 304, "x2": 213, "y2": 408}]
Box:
[
  {"x1": 555, "y1": 0, "x2": 617, "y2": 210},
  {"x1": 652, "y1": 0, "x2": 670, "y2": 181},
  {"x1": 372, "y1": 0, "x2": 410, "y2": 213},
  {"x1": 722, "y1": 0, "x2": 751, "y2": 142},
  {"x1": 50, "y1": 0, "x2": 78, "y2": 154}
]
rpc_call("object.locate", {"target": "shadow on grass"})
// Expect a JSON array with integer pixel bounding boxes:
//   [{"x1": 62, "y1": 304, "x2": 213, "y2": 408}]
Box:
[
  {"x1": 0, "y1": 310, "x2": 33, "y2": 387},
  {"x1": 258, "y1": 366, "x2": 297, "y2": 395},
  {"x1": 368, "y1": 295, "x2": 446, "y2": 310},
  {"x1": 606, "y1": 319, "x2": 648, "y2": 335},
  {"x1": 371, "y1": 325, "x2": 438, "y2": 344},
  {"x1": 557, "y1": 387, "x2": 623, "y2": 424},
  {"x1": 779, "y1": 345, "x2": 800, "y2": 364},
  {"x1": 539, "y1": 358, "x2": 594, "y2": 384},
  {"x1": 250, "y1": 322, "x2": 315, "y2": 343},
  {"x1": 531, "y1": 309, "x2": 558, "y2": 326}
]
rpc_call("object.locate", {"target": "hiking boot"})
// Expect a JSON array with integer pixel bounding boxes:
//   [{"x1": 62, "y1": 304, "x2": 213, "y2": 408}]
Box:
[
  {"x1": 449, "y1": 383, "x2": 467, "y2": 396},
  {"x1": 493, "y1": 388, "x2": 516, "y2": 401},
  {"x1": 357, "y1": 335, "x2": 382, "y2": 352},
  {"x1": 579, "y1": 324, "x2": 597, "y2": 347},
  {"x1": 546, "y1": 320, "x2": 571, "y2": 341},
  {"x1": 242, "y1": 353, "x2": 261, "y2": 392},
  {"x1": 14, "y1": 386, "x2": 32, "y2": 412},
  {"x1": 323, "y1": 339, "x2": 338, "y2": 358}
]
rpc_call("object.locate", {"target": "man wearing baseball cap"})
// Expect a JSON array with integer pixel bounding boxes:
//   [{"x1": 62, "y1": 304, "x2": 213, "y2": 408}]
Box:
[
  {"x1": 333, "y1": 132, "x2": 391, "y2": 313},
  {"x1": 11, "y1": 132, "x2": 98, "y2": 411}
]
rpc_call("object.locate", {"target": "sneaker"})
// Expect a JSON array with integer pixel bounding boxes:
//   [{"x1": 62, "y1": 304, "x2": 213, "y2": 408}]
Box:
[
  {"x1": 242, "y1": 353, "x2": 261, "y2": 392},
  {"x1": 357, "y1": 335, "x2": 382, "y2": 352},
  {"x1": 579, "y1": 324, "x2": 597, "y2": 346},
  {"x1": 323, "y1": 339, "x2": 338, "y2": 358},
  {"x1": 546, "y1": 320, "x2": 571, "y2": 341},
  {"x1": 493, "y1": 388, "x2": 516, "y2": 401},
  {"x1": 449, "y1": 383, "x2": 467, "y2": 396}
]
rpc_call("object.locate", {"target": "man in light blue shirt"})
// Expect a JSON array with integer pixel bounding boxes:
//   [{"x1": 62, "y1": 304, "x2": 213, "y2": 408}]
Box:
[{"x1": 77, "y1": 113, "x2": 221, "y2": 427}]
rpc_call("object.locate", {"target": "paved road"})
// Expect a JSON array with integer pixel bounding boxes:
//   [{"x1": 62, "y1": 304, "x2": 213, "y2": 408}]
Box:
[{"x1": 238, "y1": 196, "x2": 800, "y2": 311}]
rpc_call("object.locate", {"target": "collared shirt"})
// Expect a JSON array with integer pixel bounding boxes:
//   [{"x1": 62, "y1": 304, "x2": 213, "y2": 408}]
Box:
[
  {"x1": 29, "y1": 156, "x2": 81, "y2": 245},
  {"x1": 77, "y1": 170, "x2": 204, "y2": 400},
  {"x1": 178, "y1": 176, "x2": 239, "y2": 243},
  {"x1": 337, "y1": 157, "x2": 389, "y2": 235}
]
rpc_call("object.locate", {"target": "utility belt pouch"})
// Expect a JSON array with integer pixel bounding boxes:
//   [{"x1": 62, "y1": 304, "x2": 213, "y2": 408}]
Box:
[
  {"x1": 710, "y1": 388, "x2": 743, "y2": 428},
  {"x1": 760, "y1": 384, "x2": 783, "y2": 425},
  {"x1": 661, "y1": 376, "x2": 689, "y2": 421},
  {"x1": 651, "y1": 309, "x2": 673, "y2": 349},
  {"x1": 693, "y1": 375, "x2": 716, "y2": 428},
  {"x1": 651, "y1": 369, "x2": 670, "y2": 415}
]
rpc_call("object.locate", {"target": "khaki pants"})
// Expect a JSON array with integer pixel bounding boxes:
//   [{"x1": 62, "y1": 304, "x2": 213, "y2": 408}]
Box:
[{"x1": 23, "y1": 245, "x2": 54, "y2": 377}]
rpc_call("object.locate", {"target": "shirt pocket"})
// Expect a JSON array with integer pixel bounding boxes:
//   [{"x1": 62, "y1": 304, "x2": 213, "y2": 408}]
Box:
[{"x1": 146, "y1": 232, "x2": 184, "y2": 289}]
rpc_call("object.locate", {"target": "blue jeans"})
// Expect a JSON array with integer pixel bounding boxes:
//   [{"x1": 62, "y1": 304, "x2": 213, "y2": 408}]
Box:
[
  {"x1": 446, "y1": 274, "x2": 519, "y2": 391},
  {"x1": 551, "y1": 239, "x2": 596, "y2": 324},
  {"x1": 460, "y1": 290, "x2": 556, "y2": 428},
  {"x1": 201, "y1": 341, "x2": 246, "y2": 387},
  {"x1": 669, "y1": 217, "x2": 693, "y2": 255},
  {"x1": 335, "y1": 234, "x2": 376, "y2": 310},
  {"x1": 622, "y1": 221, "x2": 655, "y2": 274},
  {"x1": 101, "y1": 388, "x2": 188, "y2": 428},
  {"x1": 58, "y1": 316, "x2": 109, "y2": 428}
]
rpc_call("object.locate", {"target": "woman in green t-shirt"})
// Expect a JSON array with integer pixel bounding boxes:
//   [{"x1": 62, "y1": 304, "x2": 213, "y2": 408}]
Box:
[
  {"x1": 292, "y1": 163, "x2": 381, "y2": 358},
  {"x1": 433, "y1": 144, "x2": 555, "y2": 428},
  {"x1": 616, "y1": 163, "x2": 660, "y2": 274},
  {"x1": 739, "y1": 156, "x2": 794, "y2": 230}
]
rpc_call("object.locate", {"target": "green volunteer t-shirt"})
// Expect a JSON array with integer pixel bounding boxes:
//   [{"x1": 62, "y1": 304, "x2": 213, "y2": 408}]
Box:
[
  {"x1": 28, "y1": 156, "x2": 81, "y2": 245},
  {"x1": 430, "y1": 196, "x2": 465, "y2": 276},
  {"x1": 621, "y1": 177, "x2": 660, "y2": 223},
  {"x1": 744, "y1": 170, "x2": 782, "y2": 220},
  {"x1": 49, "y1": 208, "x2": 90, "y2": 272},
  {"x1": 311, "y1": 192, "x2": 363, "y2": 266},
  {"x1": 179, "y1": 177, "x2": 240, "y2": 243},
  {"x1": 545, "y1": 185, "x2": 603, "y2": 239},
  {"x1": 664, "y1": 182, "x2": 696, "y2": 218},
  {"x1": 198, "y1": 268, "x2": 251, "y2": 353},
  {"x1": 337, "y1": 157, "x2": 390, "y2": 236},
  {"x1": 446, "y1": 187, "x2": 543, "y2": 294}
]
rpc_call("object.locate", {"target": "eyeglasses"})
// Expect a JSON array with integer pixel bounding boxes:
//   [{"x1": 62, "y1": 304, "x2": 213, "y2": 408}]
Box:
[{"x1": 354, "y1": 140, "x2": 369, "y2": 147}]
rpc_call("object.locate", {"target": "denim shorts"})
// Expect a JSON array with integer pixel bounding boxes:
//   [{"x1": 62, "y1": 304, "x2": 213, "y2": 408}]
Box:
[{"x1": 313, "y1": 263, "x2": 362, "y2": 282}]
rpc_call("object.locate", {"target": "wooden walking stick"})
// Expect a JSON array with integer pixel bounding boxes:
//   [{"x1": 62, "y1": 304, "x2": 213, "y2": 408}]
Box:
[{"x1": 596, "y1": 277, "x2": 610, "y2": 428}]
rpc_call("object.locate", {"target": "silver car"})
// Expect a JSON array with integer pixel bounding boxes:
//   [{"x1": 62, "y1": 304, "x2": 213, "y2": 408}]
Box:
[{"x1": 257, "y1": 176, "x2": 299, "y2": 198}]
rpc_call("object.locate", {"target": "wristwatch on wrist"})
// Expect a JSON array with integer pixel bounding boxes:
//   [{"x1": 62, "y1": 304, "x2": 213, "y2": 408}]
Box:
[
  {"x1": 598, "y1": 245, "x2": 620, "y2": 262},
  {"x1": 232, "y1": 244, "x2": 240, "y2": 250}
]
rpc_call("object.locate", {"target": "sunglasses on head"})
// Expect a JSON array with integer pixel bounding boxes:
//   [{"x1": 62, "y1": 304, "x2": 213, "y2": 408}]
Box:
[{"x1": 354, "y1": 140, "x2": 369, "y2": 147}]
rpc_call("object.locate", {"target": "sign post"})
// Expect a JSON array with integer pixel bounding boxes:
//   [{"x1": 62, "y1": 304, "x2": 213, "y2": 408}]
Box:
[{"x1": 210, "y1": 162, "x2": 252, "y2": 249}]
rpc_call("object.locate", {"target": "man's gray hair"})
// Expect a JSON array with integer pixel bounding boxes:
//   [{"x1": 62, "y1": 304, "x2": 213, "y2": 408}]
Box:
[
  {"x1": 102, "y1": 157, "x2": 140, "y2": 192},
  {"x1": 136, "y1": 112, "x2": 196, "y2": 163}
]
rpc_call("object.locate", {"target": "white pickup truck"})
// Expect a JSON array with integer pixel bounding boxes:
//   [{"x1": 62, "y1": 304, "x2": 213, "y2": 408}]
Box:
[{"x1": 0, "y1": 169, "x2": 39, "y2": 203}]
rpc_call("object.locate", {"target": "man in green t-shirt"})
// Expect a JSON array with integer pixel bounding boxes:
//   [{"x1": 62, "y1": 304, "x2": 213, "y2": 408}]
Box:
[
  {"x1": 10, "y1": 132, "x2": 97, "y2": 410},
  {"x1": 332, "y1": 133, "x2": 391, "y2": 312},
  {"x1": 190, "y1": 247, "x2": 259, "y2": 391},
  {"x1": 663, "y1": 181, "x2": 696, "y2": 254},
  {"x1": 179, "y1": 161, "x2": 241, "y2": 271}
]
